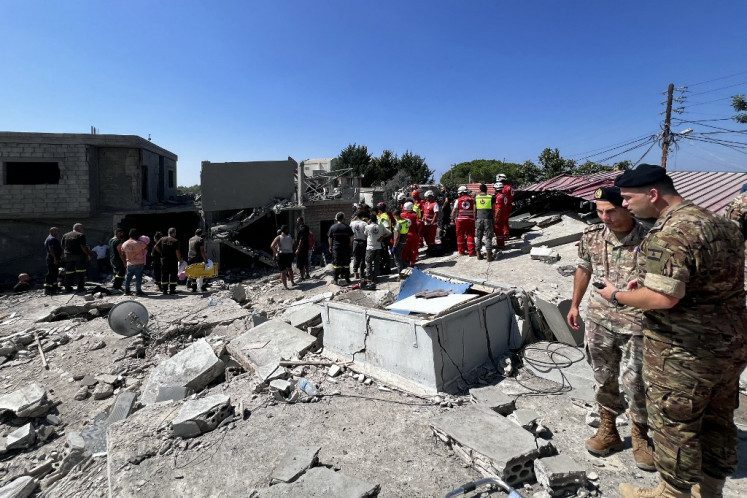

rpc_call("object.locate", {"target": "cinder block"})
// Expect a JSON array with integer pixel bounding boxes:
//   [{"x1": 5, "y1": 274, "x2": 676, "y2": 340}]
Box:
[{"x1": 534, "y1": 454, "x2": 586, "y2": 496}]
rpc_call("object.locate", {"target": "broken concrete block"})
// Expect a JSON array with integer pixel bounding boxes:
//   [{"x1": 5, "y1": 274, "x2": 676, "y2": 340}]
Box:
[
  {"x1": 95, "y1": 373, "x2": 120, "y2": 385},
  {"x1": 155, "y1": 386, "x2": 194, "y2": 403},
  {"x1": 231, "y1": 284, "x2": 247, "y2": 303},
  {"x1": 469, "y1": 385, "x2": 516, "y2": 415},
  {"x1": 530, "y1": 246, "x2": 560, "y2": 263},
  {"x1": 255, "y1": 467, "x2": 380, "y2": 497},
  {"x1": 534, "y1": 454, "x2": 586, "y2": 496},
  {"x1": 88, "y1": 340, "x2": 106, "y2": 351},
  {"x1": 171, "y1": 394, "x2": 232, "y2": 439},
  {"x1": 257, "y1": 363, "x2": 288, "y2": 384},
  {"x1": 328, "y1": 365, "x2": 342, "y2": 377},
  {"x1": 141, "y1": 338, "x2": 225, "y2": 405},
  {"x1": 0, "y1": 384, "x2": 50, "y2": 418},
  {"x1": 45, "y1": 414, "x2": 61, "y2": 426},
  {"x1": 270, "y1": 446, "x2": 321, "y2": 484},
  {"x1": 0, "y1": 476, "x2": 37, "y2": 498},
  {"x1": 269, "y1": 380, "x2": 292, "y2": 395},
  {"x1": 81, "y1": 391, "x2": 137, "y2": 456},
  {"x1": 79, "y1": 375, "x2": 98, "y2": 387},
  {"x1": 7, "y1": 423, "x2": 36, "y2": 450},
  {"x1": 509, "y1": 409, "x2": 539, "y2": 431},
  {"x1": 226, "y1": 319, "x2": 316, "y2": 380},
  {"x1": 430, "y1": 405, "x2": 554, "y2": 486},
  {"x1": 283, "y1": 305, "x2": 322, "y2": 330},
  {"x1": 53, "y1": 431, "x2": 90, "y2": 477},
  {"x1": 73, "y1": 387, "x2": 89, "y2": 401},
  {"x1": 93, "y1": 383, "x2": 114, "y2": 400}
]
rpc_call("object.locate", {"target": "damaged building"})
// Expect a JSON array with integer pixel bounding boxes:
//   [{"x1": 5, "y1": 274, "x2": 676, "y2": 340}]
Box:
[{"x1": 0, "y1": 132, "x2": 199, "y2": 284}]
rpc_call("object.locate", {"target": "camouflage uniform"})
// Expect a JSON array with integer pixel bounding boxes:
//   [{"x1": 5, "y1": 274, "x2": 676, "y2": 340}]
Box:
[
  {"x1": 637, "y1": 200, "x2": 747, "y2": 490},
  {"x1": 723, "y1": 192, "x2": 747, "y2": 289},
  {"x1": 577, "y1": 221, "x2": 648, "y2": 424}
]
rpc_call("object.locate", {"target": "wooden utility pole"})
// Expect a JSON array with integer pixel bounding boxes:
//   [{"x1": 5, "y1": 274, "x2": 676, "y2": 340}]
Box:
[{"x1": 661, "y1": 83, "x2": 674, "y2": 169}]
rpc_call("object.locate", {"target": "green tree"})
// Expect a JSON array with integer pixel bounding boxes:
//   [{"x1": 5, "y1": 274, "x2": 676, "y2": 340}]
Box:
[
  {"x1": 366, "y1": 149, "x2": 399, "y2": 187},
  {"x1": 573, "y1": 161, "x2": 613, "y2": 176},
  {"x1": 399, "y1": 151, "x2": 434, "y2": 184},
  {"x1": 439, "y1": 159, "x2": 540, "y2": 187},
  {"x1": 335, "y1": 143, "x2": 372, "y2": 178},
  {"x1": 537, "y1": 147, "x2": 576, "y2": 180},
  {"x1": 383, "y1": 170, "x2": 413, "y2": 202},
  {"x1": 732, "y1": 94, "x2": 747, "y2": 124},
  {"x1": 612, "y1": 160, "x2": 633, "y2": 171},
  {"x1": 178, "y1": 184, "x2": 200, "y2": 197}
]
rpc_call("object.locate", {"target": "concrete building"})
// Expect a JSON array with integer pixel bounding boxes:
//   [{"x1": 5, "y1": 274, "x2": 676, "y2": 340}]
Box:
[
  {"x1": 302, "y1": 158, "x2": 337, "y2": 178},
  {"x1": 0, "y1": 132, "x2": 197, "y2": 285}
]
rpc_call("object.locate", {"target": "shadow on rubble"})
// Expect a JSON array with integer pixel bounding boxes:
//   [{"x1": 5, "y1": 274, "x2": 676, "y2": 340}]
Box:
[{"x1": 733, "y1": 429, "x2": 747, "y2": 478}]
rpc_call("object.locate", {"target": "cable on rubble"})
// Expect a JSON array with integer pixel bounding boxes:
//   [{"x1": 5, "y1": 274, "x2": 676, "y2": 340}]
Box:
[{"x1": 513, "y1": 341, "x2": 586, "y2": 397}]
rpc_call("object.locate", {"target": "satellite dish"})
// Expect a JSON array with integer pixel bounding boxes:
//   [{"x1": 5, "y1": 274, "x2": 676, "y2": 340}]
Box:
[{"x1": 108, "y1": 300, "x2": 149, "y2": 337}]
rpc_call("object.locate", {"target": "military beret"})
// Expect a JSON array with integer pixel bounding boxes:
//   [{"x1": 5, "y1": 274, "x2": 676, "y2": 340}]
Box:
[
  {"x1": 614, "y1": 163, "x2": 668, "y2": 188},
  {"x1": 593, "y1": 186, "x2": 623, "y2": 207}
]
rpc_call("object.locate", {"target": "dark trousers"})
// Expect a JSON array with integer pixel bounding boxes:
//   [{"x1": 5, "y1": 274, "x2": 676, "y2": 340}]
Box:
[
  {"x1": 161, "y1": 258, "x2": 178, "y2": 292},
  {"x1": 352, "y1": 240, "x2": 366, "y2": 277},
  {"x1": 332, "y1": 246, "x2": 351, "y2": 281},
  {"x1": 44, "y1": 258, "x2": 59, "y2": 293},
  {"x1": 112, "y1": 259, "x2": 126, "y2": 289},
  {"x1": 152, "y1": 257, "x2": 162, "y2": 289},
  {"x1": 64, "y1": 254, "x2": 87, "y2": 290}
]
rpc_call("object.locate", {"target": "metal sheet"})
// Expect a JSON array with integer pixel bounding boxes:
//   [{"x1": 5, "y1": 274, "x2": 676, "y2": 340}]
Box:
[{"x1": 386, "y1": 293, "x2": 478, "y2": 314}]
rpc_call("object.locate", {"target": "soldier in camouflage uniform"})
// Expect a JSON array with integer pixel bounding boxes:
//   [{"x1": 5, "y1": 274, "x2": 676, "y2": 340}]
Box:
[
  {"x1": 567, "y1": 186, "x2": 654, "y2": 471},
  {"x1": 723, "y1": 189, "x2": 747, "y2": 290},
  {"x1": 597, "y1": 164, "x2": 747, "y2": 498}
]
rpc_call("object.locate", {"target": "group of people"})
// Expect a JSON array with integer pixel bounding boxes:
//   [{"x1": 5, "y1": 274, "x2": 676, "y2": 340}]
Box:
[
  {"x1": 270, "y1": 217, "x2": 313, "y2": 289},
  {"x1": 450, "y1": 175, "x2": 514, "y2": 259},
  {"x1": 567, "y1": 164, "x2": 747, "y2": 498},
  {"x1": 41, "y1": 224, "x2": 210, "y2": 296}
]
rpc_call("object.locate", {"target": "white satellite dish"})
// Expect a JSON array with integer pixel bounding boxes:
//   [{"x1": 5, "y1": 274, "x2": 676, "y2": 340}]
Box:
[{"x1": 108, "y1": 300, "x2": 150, "y2": 337}]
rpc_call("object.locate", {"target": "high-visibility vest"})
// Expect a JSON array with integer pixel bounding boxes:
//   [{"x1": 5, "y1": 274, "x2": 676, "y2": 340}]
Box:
[
  {"x1": 412, "y1": 203, "x2": 421, "y2": 218},
  {"x1": 475, "y1": 194, "x2": 493, "y2": 210},
  {"x1": 377, "y1": 212, "x2": 390, "y2": 229},
  {"x1": 396, "y1": 219, "x2": 410, "y2": 235}
]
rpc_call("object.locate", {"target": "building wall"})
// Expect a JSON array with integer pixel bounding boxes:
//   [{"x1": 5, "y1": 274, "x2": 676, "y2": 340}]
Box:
[
  {"x1": 303, "y1": 157, "x2": 337, "y2": 178},
  {"x1": 97, "y1": 147, "x2": 142, "y2": 211},
  {"x1": 302, "y1": 199, "x2": 353, "y2": 245},
  {"x1": 0, "y1": 142, "x2": 91, "y2": 218}
]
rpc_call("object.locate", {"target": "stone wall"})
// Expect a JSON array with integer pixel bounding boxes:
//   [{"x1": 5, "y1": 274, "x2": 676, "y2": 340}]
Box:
[{"x1": 302, "y1": 199, "x2": 353, "y2": 245}]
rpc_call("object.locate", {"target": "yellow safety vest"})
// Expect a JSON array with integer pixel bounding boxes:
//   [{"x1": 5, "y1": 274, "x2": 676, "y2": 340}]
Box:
[
  {"x1": 475, "y1": 194, "x2": 493, "y2": 210},
  {"x1": 377, "y1": 212, "x2": 390, "y2": 229},
  {"x1": 396, "y1": 219, "x2": 410, "y2": 235}
]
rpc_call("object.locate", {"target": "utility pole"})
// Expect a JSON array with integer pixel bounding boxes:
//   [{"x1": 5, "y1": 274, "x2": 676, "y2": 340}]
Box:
[{"x1": 661, "y1": 83, "x2": 674, "y2": 169}]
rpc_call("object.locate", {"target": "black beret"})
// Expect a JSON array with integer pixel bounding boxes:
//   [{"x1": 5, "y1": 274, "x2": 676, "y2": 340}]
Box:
[
  {"x1": 614, "y1": 163, "x2": 668, "y2": 188},
  {"x1": 593, "y1": 187, "x2": 623, "y2": 207}
]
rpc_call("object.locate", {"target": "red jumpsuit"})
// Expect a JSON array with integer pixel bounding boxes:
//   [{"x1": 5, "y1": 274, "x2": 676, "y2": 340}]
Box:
[
  {"x1": 493, "y1": 192, "x2": 508, "y2": 247},
  {"x1": 422, "y1": 200, "x2": 439, "y2": 247},
  {"x1": 453, "y1": 194, "x2": 476, "y2": 256},
  {"x1": 401, "y1": 209, "x2": 420, "y2": 267},
  {"x1": 501, "y1": 184, "x2": 513, "y2": 242}
]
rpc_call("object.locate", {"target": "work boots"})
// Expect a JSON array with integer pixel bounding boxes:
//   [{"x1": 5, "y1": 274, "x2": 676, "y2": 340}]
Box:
[
  {"x1": 477, "y1": 252, "x2": 483, "y2": 260},
  {"x1": 619, "y1": 481, "x2": 691, "y2": 498},
  {"x1": 691, "y1": 474, "x2": 725, "y2": 498},
  {"x1": 585, "y1": 408, "x2": 624, "y2": 456},
  {"x1": 486, "y1": 252, "x2": 493, "y2": 262},
  {"x1": 631, "y1": 423, "x2": 656, "y2": 471}
]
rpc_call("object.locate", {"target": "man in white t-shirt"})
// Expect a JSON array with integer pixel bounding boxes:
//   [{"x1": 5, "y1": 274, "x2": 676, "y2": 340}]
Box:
[
  {"x1": 364, "y1": 215, "x2": 390, "y2": 283},
  {"x1": 92, "y1": 240, "x2": 110, "y2": 278},
  {"x1": 350, "y1": 213, "x2": 368, "y2": 280}
]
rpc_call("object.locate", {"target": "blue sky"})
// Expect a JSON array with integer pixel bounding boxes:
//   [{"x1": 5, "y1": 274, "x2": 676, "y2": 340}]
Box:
[{"x1": 1, "y1": 1, "x2": 746, "y2": 186}]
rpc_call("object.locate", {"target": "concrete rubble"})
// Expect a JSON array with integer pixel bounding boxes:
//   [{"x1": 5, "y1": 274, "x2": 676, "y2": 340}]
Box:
[
  {"x1": 171, "y1": 394, "x2": 233, "y2": 438},
  {"x1": 469, "y1": 385, "x2": 516, "y2": 415},
  {"x1": 0, "y1": 383, "x2": 50, "y2": 418},
  {"x1": 141, "y1": 338, "x2": 225, "y2": 405},
  {"x1": 534, "y1": 454, "x2": 587, "y2": 496},
  {"x1": 6, "y1": 423, "x2": 36, "y2": 450},
  {"x1": 253, "y1": 467, "x2": 380, "y2": 497},
  {"x1": 0, "y1": 476, "x2": 36, "y2": 498},
  {"x1": 269, "y1": 445, "x2": 320, "y2": 484},
  {"x1": 80, "y1": 391, "x2": 137, "y2": 456},
  {"x1": 282, "y1": 304, "x2": 323, "y2": 329}
]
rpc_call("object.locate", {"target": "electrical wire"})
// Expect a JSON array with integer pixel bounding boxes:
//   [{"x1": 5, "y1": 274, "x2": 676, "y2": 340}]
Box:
[
  {"x1": 685, "y1": 80, "x2": 747, "y2": 97},
  {"x1": 575, "y1": 136, "x2": 653, "y2": 163},
  {"x1": 512, "y1": 342, "x2": 586, "y2": 398},
  {"x1": 683, "y1": 70, "x2": 747, "y2": 88},
  {"x1": 567, "y1": 134, "x2": 653, "y2": 159}
]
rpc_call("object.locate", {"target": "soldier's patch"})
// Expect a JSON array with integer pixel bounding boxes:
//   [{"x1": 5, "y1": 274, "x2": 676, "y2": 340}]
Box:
[
  {"x1": 645, "y1": 242, "x2": 671, "y2": 274},
  {"x1": 594, "y1": 188, "x2": 603, "y2": 199}
]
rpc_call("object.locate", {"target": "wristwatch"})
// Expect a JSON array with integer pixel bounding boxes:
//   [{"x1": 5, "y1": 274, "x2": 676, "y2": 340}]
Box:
[{"x1": 610, "y1": 290, "x2": 623, "y2": 307}]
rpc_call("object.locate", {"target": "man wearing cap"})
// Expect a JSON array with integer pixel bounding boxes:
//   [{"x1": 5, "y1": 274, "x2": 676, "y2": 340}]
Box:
[
  {"x1": 327, "y1": 212, "x2": 354, "y2": 285},
  {"x1": 597, "y1": 164, "x2": 747, "y2": 498},
  {"x1": 474, "y1": 184, "x2": 494, "y2": 261},
  {"x1": 567, "y1": 187, "x2": 653, "y2": 471},
  {"x1": 451, "y1": 186, "x2": 476, "y2": 256},
  {"x1": 422, "y1": 190, "x2": 440, "y2": 248}
]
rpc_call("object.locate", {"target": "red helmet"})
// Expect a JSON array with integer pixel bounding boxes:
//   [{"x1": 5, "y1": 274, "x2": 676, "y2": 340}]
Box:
[{"x1": 412, "y1": 190, "x2": 420, "y2": 198}]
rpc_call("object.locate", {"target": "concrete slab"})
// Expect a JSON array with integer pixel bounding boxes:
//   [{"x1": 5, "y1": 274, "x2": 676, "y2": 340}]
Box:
[
  {"x1": 282, "y1": 304, "x2": 323, "y2": 329},
  {"x1": 155, "y1": 386, "x2": 194, "y2": 402},
  {"x1": 0, "y1": 383, "x2": 49, "y2": 418},
  {"x1": 0, "y1": 476, "x2": 36, "y2": 498},
  {"x1": 255, "y1": 467, "x2": 380, "y2": 497},
  {"x1": 269, "y1": 445, "x2": 320, "y2": 484},
  {"x1": 522, "y1": 342, "x2": 595, "y2": 403},
  {"x1": 469, "y1": 385, "x2": 516, "y2": 415},
  {"x1": 226, "y1": 319, "x2": 316, "y2": 377},
  {"x1": 534, "y1": 454, "x2": 587, "y2": 496},
  {"x1": 430, "y1": 405, "x2": 554, "y2": 485},
  {"x1": 6, "y1": 423, "x2": 35, "y2": 450},
  {"x1": 141, "y1": 339, "x2": 225, "y2": 405},
  {"x1": 171, "y1": 394, "x2": 232, "y2": 438},
  {"x1": 534, "y1": 297, "x2": 582, "y2": 346},
  {"x1": 509, "y1": 409, "x2": 539, "y2": 430}
]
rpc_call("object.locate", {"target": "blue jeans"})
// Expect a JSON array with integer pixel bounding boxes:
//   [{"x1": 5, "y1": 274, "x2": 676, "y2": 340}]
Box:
[{"x1": 125, "y1": 264, "x2": 144, "y2": 293}]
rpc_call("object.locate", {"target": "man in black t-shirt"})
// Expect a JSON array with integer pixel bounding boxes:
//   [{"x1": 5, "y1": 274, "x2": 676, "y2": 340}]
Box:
[
  {"x1": 109, "y1": 228, "x2": 126, "y2": 291},
  {"x1": 61, "y1": 223, "x2": 91, "y2": 292},
  {"x1": 187, "y1": 229, "x2": 207, "y2": 292},
  {"x1": 155, "y1": 227, "x2": 183, "y2": 295},
  {"x1": 327, "y1": 212, "x2": 354, "y2": 285},
  {"x1": 43, "y1": 227, "x2": 62, "y2": 295},
  {"x1": 295, "y1": 217, "x2": 311, "y2": 280}
]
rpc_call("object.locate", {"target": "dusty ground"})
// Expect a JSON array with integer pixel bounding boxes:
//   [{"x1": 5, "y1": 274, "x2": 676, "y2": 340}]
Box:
[{"x1": 1, "y1": 216, "x2": 746, "y2": 497}]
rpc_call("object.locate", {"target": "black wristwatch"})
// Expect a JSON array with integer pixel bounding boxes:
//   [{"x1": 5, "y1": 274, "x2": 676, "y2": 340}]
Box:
[{"x1": 610, "y1": 290, "x2": 623, "y2": 307}]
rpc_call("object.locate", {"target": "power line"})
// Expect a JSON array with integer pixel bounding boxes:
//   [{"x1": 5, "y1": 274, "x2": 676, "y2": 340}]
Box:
[
  {"x1": 575, "y1": 136, "x2": 653, "y2": 162},
  {"x1": 567, "y1": 134, "x2": 653, "y2": 158},
  {"x1": 683, "y1": 70, "x2": 747, "y2": 88},
  {"x1": 685, "y1": 81, "x2": 747, "y2": 97},
  {"x1": 683, "y1": 96, "x2": 733, "y2": 108}
]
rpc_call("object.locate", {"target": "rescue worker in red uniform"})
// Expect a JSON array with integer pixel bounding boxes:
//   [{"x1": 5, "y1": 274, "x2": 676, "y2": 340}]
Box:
[
  {"x1": 493, "y1": 182, "x2": 509, "y2": 248},
  {"x1": 496, "y1": 174, "x2": 513, "y2": 244},
  {"x1": 401, "y1": 201, "x2": 420, "y2": 267},
  {"x1": 421, "y1": 190, "x2": 440, "y2": 248},
  {"x1": 451, "y1": 186, "x2": 476, "y2": 256}
]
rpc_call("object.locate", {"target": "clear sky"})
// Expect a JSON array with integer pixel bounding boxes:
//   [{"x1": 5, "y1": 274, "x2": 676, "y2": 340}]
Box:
[{"x1": 1, "y1": 1, "x2": 746, "y2": 186}]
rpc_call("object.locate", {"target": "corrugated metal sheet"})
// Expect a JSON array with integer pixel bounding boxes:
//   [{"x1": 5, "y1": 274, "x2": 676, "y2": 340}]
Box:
[{"x1": 521, "y1": 171, "x2": 747, "y2": 214}]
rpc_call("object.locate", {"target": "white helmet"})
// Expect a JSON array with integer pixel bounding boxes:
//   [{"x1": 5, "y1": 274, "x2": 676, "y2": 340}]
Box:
[
  {"x1": 403, "y1": 201, "x2": 414, "y2": 211},
  {"x1": 457, "y1": 186, "x2": 467, "y2": 194},
  {"x1": 424, "y1": 190, "x2": 434, "y2": 197},
  {"x1": 494, "y1": 182, "x2": 504, "y2": 190},
  {"x1": 496, "y1": 173, "x2": 507, "y2": 182},
  {"x1": 397, "y1": 193, "x2": 406, "y2": 201}
]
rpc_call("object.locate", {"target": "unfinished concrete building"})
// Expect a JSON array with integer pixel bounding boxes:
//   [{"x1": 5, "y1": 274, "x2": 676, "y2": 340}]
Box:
[{"x1": 0, "y1": 132, "x2": 198, "y2": 283}]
